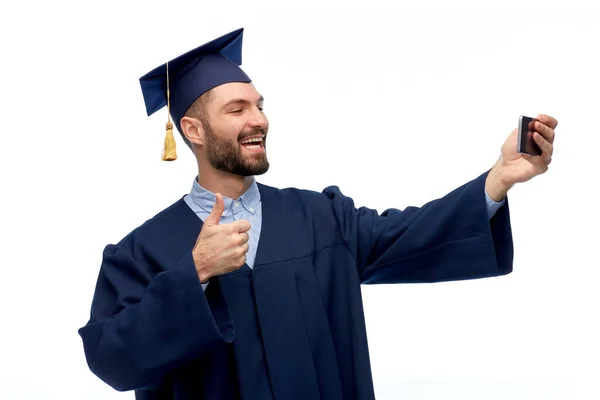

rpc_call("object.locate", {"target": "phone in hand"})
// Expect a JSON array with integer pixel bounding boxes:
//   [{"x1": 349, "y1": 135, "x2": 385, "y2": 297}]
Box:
[{"x1": 517, "y1": 115, "x2": 541, "y2": 156}]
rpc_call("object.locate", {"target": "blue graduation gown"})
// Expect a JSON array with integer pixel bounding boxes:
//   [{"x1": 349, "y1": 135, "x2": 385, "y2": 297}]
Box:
[{"x1": 78, "y1": 170, "x2": 513, "y2": 399}]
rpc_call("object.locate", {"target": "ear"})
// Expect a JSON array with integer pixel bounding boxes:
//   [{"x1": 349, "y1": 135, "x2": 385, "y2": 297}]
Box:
[{"x1": 180, "y1": 116, "x2": 205, "y2": 146}]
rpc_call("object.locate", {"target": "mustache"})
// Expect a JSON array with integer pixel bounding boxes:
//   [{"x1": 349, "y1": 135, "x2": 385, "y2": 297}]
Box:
[{"x1": 238, "y1": 128, "x2": 267, "y2": 142}]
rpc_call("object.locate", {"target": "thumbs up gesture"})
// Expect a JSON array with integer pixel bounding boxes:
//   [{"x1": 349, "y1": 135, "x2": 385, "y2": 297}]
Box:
[{"x1": 192, "y1": 194, "x2": 251, "y2": 283}]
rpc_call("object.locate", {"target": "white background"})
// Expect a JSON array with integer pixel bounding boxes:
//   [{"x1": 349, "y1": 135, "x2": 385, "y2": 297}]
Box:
[{"x1": 1, "y1": 0, "x2": 599, "y2": 399}]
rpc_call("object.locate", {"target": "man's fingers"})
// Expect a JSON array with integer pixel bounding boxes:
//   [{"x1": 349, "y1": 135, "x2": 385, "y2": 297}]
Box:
[
  {"x1": 241, "y1": 242, "x2": 249, "y2": 255},
  {"x1": 237, "y1": 232, "x2": 250, "y2": 245},
  {"x1": 522, "y1": 152, "x2": 549, "y2": 173},
  {"x1": 526, "y1": 132, "x2": 552, "y2": 167},
  {"x1": 232, "y1": 219, "x2": 251, "y2": 233},
  {"x1": 536, "y1": 114, "x2": 558, "y2": 130},
  {"x1": 205, "y1": 193, "x2": 225, "y2": 226},
  {"x1": 533, "y1": 131, "x2": 553, "y2": 161},
  {"x1": 534, "y1": 120, "x2": 555, "y2": 144},
  {"x1": 217, "y1": 220, "x2": 251, "y2": 235},
  {"x1": 233, "y1": 243, "x2": 249, "y2": 264}
]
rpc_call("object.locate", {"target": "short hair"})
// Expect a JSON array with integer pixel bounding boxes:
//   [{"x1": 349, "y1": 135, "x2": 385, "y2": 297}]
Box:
[{"x1": 180, "y1": 89, "x2": 213, "y2": 150}]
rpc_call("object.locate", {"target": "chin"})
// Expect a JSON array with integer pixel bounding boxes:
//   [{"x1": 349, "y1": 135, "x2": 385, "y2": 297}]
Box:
[
  {"x1": 249, "y1": 163, "x2": 270, "y2": 176},
  {"x1": 224, "y1": 159, "x2": 270, "y2": 177}
]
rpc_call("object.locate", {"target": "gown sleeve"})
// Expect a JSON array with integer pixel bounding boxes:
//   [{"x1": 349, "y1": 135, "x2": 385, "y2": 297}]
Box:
[
  {"x1": 78, "y1": 243, "x2": 233, "y2": 392},
  {"x1": 325, "y1": 170, "x2": 514, "y2": 284}
]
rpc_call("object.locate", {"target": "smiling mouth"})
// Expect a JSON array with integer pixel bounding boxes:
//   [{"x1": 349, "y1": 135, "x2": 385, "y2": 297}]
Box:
[{"x1": 239, "y1": 135, "x2": 265, "y2": 152}]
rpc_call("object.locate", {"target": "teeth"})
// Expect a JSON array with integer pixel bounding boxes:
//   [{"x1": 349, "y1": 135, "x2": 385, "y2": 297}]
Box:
[
  {"x1": 241, "y1": 137, "x2": 263, "y2": 144},
  {"x1": 245, "y1": 145, "x2": 260, "y2": 149}
]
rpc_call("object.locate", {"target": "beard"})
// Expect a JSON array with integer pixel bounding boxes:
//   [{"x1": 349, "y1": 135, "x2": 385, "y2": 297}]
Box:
[{"x1": 202, "y1": 120, "x2": 270, "y2": 177}]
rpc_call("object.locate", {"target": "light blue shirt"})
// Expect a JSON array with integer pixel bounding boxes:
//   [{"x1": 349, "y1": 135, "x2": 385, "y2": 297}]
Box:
[
  {"x1": 485, "y1": 190, "x2": 505, "y2": 219},
  {"x1": 184, "y1": 178, "x2": 505, "y2": 286},
  {"x1": 184, "y1": 177, "x2": 263, "y2": 268}
]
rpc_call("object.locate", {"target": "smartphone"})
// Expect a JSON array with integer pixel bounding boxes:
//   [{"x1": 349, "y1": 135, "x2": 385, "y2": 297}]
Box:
[{"x1": 517, "y1": 115, "x2": 541, "y2": 156}]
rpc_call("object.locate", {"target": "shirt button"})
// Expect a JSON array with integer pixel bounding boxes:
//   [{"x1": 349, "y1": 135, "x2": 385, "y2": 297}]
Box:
[
  {"x1": 249, "y1": 207, "x2": 254, "y2": 212},
  {"x1": 234, "y1": 201, "x2": 240, "y2": 208}
]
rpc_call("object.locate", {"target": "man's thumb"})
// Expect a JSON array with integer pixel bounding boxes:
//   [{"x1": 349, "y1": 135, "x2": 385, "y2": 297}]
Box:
[{"x1": 205, "y1": 193, "x2": 224, "y2": 226}]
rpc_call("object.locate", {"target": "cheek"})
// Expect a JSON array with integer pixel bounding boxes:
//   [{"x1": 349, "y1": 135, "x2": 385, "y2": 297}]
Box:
[{"x1": 213, "y1": 119, "x2": 246, "y2": 140}]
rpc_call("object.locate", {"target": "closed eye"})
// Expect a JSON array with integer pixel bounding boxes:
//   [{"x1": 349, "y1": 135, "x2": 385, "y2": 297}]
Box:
[
  {"x1": 222, "y1": 95, "x2": 265, "y2": 114},
  {"x1": 230, "y1": 107, "x2": 263, "y2": 114}
]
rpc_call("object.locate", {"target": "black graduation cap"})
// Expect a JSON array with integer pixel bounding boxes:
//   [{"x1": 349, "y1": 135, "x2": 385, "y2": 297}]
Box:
[{"x1": 139, "y1": 28, "x2": 252, "y2": 160}]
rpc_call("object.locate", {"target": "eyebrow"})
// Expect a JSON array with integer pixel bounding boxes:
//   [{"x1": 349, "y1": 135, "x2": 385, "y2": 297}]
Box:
[{"x1": 221, "y1": 95, "x2": 264, "y2": 110}]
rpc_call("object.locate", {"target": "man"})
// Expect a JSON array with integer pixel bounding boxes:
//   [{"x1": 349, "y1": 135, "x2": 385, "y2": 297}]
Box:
[{"x1": 78, "y1": 28, "x2": 556, "y2": 399}]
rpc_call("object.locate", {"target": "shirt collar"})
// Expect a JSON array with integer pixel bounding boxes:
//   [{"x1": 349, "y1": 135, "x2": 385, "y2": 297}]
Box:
[{"x1": 188, "y1": 177, "x2": 261, "y2": 217}]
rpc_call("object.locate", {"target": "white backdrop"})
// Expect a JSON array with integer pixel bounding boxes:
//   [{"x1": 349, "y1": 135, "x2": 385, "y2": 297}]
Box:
[{"x1": 1, "y1": 1, "x2": 599, "y2": 399}]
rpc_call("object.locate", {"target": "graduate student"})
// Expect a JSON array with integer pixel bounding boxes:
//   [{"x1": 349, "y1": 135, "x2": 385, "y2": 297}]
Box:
[{"x1": 78, "y1": 28, "x2": 557, "y2": 400}]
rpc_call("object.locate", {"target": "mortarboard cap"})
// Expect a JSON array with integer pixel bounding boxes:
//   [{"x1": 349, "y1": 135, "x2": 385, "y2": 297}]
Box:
[{"x1": 139, "y1": 28, "x2": 252, "y2": 161}]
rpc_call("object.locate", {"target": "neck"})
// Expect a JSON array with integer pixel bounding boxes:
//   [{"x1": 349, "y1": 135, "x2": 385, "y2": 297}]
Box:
[{"x1": 197, "y1": 166, "x2": 254, "y2": 199}]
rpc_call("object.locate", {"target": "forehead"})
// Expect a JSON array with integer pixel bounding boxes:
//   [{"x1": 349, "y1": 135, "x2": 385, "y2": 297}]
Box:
[{"x1": 210, "y1": 82, "x2": 262, "y2": 105}]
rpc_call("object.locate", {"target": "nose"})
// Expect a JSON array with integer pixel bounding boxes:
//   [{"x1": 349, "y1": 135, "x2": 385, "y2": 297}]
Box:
[{"x1": 248, "y1": 107, "x2": 268, "y2": 130}]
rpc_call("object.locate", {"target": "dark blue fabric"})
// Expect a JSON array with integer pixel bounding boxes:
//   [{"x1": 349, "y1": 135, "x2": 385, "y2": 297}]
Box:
[
  {"x1": 78, "y1": 169, "x2": 513, "y2": 399},
  {"x1": 139, "y1": 28, "x2": 251, "y2": 133}
]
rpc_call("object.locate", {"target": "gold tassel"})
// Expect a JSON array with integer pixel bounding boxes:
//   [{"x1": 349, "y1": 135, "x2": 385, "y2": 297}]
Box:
[
  {"x1": 162, "y1": 61, "x2": 177, "y2": 161},
  {"x1": 162, "y1": 121, "x2": 177, "y2": 161}
]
